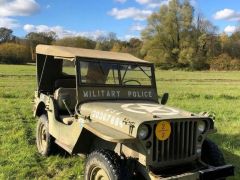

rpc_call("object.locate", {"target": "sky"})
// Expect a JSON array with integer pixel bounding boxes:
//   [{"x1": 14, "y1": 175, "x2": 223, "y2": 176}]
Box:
[{"x1": 0, "y1": 0, "x2": 239, "y2": 40}]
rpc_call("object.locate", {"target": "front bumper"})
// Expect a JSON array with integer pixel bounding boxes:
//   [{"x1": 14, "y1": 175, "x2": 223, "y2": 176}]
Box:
[
  {"x1": 199, "y1": 164, "x2": 234, "y2": 180},
  {"x1": 149, "y1": 164, "x2": 234, "y2": 180}
]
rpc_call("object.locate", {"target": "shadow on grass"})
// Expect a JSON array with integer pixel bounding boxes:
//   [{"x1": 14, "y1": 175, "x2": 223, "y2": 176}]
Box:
[
  {"x1": 51, "y1": 144, "x2": 71, "y2": 157},
  {"x1": 209, "y1": 133, "x2": 240, "y2": 179}
]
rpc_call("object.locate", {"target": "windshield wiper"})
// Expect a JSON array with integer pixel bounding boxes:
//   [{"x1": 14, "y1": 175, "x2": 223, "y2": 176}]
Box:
[
  {"x1": 98, "y1": 62, "x2": 106, "y2": 75},
  {"x1": 121, "y1": 65, "x2": 129, "y2": 83},
  {"x1": 138, "y1": 66, "x2": 151, "y2": 79}
]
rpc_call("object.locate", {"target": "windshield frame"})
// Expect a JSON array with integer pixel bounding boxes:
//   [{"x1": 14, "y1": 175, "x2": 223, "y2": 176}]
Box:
[{"x1": 76, "y1": 58, "x2": 156, "y2": 88}]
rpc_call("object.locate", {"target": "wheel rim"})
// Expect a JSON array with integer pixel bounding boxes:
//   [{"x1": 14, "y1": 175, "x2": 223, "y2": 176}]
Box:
[
  {"x1": 38, "y1": 122, "x2": 47, "y2": 152},
  {"x1": 89, "y1": 165, "x2": 109, "y2": 180}
]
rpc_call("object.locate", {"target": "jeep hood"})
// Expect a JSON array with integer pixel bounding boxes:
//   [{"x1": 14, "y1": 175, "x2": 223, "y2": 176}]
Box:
[{"x1": 79, "y1": 100, "x2": 201, "y2": 137}]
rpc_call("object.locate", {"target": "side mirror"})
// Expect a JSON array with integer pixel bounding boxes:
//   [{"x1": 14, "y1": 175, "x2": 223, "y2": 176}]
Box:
[{"x1": 161, "y1": 93, "x2": 169, "y2": 105}]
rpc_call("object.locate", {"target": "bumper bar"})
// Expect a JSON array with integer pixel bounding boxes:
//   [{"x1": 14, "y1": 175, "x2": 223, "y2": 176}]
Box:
[{"x1": 199, "y1": 165, "x2": 234, "y2": 180}]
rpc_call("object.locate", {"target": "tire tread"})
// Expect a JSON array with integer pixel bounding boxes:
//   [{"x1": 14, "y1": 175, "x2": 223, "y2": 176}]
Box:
[
  {"x1": 85, "y1": 149, "x2": 122, "y2": 180},
  {"x1": 201, "y1": 139, "x2": 226, "y2": 166}
]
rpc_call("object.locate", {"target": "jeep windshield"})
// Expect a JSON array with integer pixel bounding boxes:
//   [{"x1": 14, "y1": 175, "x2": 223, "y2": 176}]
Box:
[{"x1": 79, "y1": 60, "x2": 153, "y2": 87}]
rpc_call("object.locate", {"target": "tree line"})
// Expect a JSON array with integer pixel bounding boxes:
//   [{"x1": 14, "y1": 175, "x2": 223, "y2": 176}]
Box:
[{"x1": 0, "y1": 0, "x2": 240, "y2": 70}]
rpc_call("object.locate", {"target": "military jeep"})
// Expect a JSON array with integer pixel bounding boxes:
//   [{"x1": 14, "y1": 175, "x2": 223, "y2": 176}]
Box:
[{"x1": 34, "y1": 45, "x2": 234, "y2": 180}]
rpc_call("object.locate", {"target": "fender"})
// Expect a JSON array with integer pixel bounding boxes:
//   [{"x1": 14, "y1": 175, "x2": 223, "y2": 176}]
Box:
[
  {"x1": 33, "y1": 93, "x2": 49, "y2": 117},
  {"x1": 83, "y1": 121, "x2": 135, "y2": 143},
  {"x1": 72, "y1": 123, "x2": 135, "y2": 154}
]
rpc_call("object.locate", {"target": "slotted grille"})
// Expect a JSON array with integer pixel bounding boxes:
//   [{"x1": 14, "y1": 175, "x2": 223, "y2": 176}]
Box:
[{"x1": 152, "y1": 120, "x2": 198, "y2": 163}]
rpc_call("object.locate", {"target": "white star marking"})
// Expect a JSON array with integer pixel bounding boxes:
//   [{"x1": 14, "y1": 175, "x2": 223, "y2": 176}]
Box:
[{"x1": 121, "y1": 103, "x2": 179, "y2": 116}]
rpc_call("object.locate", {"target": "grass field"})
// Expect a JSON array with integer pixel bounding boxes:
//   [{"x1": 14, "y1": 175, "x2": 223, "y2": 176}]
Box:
[{"x1": 0, "y1": 64, "x2": 240, "y2": 179}]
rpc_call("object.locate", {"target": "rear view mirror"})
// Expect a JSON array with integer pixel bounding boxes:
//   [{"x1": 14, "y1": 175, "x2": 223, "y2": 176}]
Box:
[{"x1": 161, "y1": 93, "x2": 169, "y2": 105}]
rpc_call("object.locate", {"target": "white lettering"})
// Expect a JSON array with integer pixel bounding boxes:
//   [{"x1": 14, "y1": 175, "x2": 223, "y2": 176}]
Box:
[
  {"x1": 111, "y1": 90, "x2": 116, "y2": 97},
  {"x1": 106, "y1": 90, "x2": 111, "y2": 97},
  {"x1": 101, "y1": 90, "x2": 105, "y2": 96},
  {"x1": 83, "y1": 90, "x2": 154, "y2": 98},
  {"x1": 90, "y1": 109, "x2": 124, "y2": 128},
  {"x1": 116, "y1": 91, "x2": 120, "y2": 97},
  {"x1": 83, "y1": 91, "x2": 89, "y2": 97},
  {"x1": 149, "y1": 91, "x2": 152, "y2": 98}
]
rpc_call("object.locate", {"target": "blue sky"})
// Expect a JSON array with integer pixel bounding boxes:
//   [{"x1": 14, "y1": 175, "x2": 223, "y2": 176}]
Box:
[{"x1": 0, "y1": 0, "x2": 239, "y2": 40}]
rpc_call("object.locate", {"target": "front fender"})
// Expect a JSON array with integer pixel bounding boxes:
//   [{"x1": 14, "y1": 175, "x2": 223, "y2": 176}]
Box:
[{"x1": 83, "y1": 121, "x2": 135, "y2": 143}]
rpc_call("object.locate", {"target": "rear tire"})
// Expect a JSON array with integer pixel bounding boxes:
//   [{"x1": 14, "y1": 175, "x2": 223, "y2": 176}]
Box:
[
  {"x1": 201, "y1": 139, "x2": 225, "y2": 166},
  {"x1": 85, "y1": 149, "x2": 122, "y2": 180},
  {"x1": 36, "y1": 115, "x2": 55, "y2": 156}
]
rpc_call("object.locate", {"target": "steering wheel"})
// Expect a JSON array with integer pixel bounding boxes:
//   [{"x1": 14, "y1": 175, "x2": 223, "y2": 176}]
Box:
[{"x1": 123, "y1": 79, "x2": 141, "y2": 85}]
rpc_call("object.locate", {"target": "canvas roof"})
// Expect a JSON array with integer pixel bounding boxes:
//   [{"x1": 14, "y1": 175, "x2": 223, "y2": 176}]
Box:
[{"x1": 36, "y1": 45, "x2": 151, "y2": 63}]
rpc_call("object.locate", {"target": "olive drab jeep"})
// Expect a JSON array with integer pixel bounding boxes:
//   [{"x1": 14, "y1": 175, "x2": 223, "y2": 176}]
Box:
[{"x1": 34, "y1": 45, "x2": 234, "y2": 180}]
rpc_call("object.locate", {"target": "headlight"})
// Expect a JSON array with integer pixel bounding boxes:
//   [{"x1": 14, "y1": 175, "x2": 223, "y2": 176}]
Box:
[
  {"x1": 138, "y1": 124, "x2": 150, "y2": 140},
  {"x1": 198, "y1": 121, "x2": 206, "y2": 133}
]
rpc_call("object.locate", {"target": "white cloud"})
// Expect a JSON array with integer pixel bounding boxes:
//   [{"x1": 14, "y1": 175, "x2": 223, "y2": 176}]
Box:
[
  {"x1": 136, "y1": 0, "x2": 151, "y2": 4},
  {"x1": 78, "y1": 30, "x2": 108, "y2": 40},
  {"x1": 0, "y1": 0, "x2": 39, "y2": 29},
  {"x1": 130, "y1": 23, "x2": 145, "y2": 31},
  {"x1": 190, "y1": 0, "x2": 197, "y2": 8},
  {"x1": 123, "y1": 34, "x2": 139, "y2": 40},
  {"x1": 136, "y1": 0, "x2": 196, "y2": 9},
  {"x1": 214, "y1": 9, "x2": 235, "y2": 20},
  {"x1": 0, "y1": 17, "x2": 19, "y2": 28},
  {"x1": 135, "y1": 0, "x2": 170, "y2": 9},
  {"x1": 224, "y1": 25, "x2": 237, "y2": 34},
  {"x1": 115, "y1": 0, "x2": 127, "y2": 3},
  {"x1": 0, "y1": 0, "x2": 40, "y2": 17},
  {"x1": 214, "y1": 8, "x2": 240, "y2": 21},
  {"x1": 23, "y1": 24, "x2": 35, "y2": 32},
  {"x1": 23, "y1": 24, "x2": 107, "y2": 39},
  {"x1": 147, "y1": 3, "x2": 163, "y2": 9},
  {"x1": 46, "y1": 4, "x2": 51, "y2": 9},
  {"x1": 108, "y1": 7, "x2": 152, "y2": 21}
]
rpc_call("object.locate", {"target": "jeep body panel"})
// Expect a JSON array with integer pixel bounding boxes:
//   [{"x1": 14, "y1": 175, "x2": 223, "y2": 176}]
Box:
[
  {"x1": 79, "y1": 100, "x2": 211, "y2": 138},
  {"x1": 79, "y1": 100, "x2": 214, "y2": 167},
  {"x1": 84, "y1": 122, "x2": 134, "y2": 143},
  {"x1": 34, "y1": 93, "x2": 82, "y2": 153},
  {"x1": 34, "y1": 94, "x2": 135, "y2": 153}
]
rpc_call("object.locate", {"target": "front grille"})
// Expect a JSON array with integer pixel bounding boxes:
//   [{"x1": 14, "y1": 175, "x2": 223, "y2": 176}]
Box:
[{"x1": 152, "y1": 120, "x2": 198, "y2": 163}]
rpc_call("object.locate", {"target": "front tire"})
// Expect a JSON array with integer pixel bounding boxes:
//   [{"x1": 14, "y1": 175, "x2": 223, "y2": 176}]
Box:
[
  {"x1": 201, "y1": 139, "x2": 225, "y2": 166},
  {"x1": 85, "y1": 149, "x2": 121, "y2": 180},
  {"x1": 36, "y1": 115, "x2": 55, "y2": 156}
]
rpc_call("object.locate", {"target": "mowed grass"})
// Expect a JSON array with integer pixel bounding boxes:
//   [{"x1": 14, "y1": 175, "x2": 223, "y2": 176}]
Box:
[
  {"x1": 0, "y1": 64, "x2": 240, "y2": 179},
  {"x1": 0, "y1": 65, "x2": 84, "y2": 179}
]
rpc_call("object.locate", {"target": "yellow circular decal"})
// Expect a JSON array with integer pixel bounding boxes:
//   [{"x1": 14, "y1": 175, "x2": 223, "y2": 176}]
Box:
[{"x1": 155, "y1": 121, "x2": 171, "y2": 141}]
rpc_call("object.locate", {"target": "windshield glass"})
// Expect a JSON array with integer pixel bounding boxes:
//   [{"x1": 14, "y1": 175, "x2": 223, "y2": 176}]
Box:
[{"x1": 80, "y1": 61, "x2": 153, "y2": 86}]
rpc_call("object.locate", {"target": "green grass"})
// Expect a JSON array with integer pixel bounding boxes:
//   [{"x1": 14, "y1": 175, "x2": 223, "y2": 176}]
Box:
[{"x1": 0, "y1": 64, "x2": 240, "y2": 179}]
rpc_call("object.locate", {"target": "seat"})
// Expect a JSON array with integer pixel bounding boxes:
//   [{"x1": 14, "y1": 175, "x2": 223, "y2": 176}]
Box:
[
  {"x1": 54, "y1": 88, "x2": 77, "y2": 111},
  {"x1": 55, "y1": 79, "x2": 76, "y2": 89}
]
